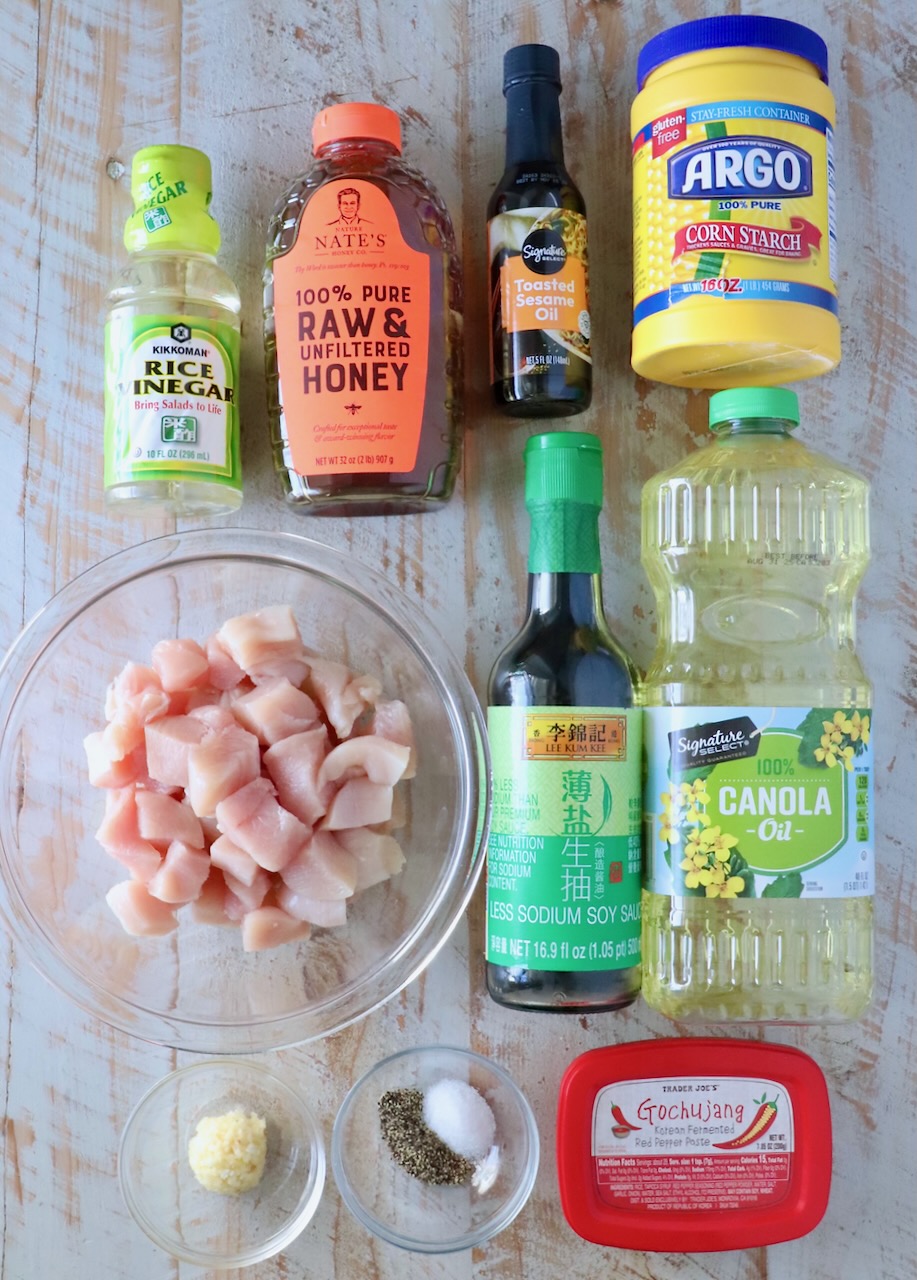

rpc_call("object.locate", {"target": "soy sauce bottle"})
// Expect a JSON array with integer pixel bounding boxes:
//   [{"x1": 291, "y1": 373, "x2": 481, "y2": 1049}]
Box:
[
  {"x1": 485, "y1": 434, "x2": 641, "y2": 1012},
  {"x1": 488, "y1": 44, "x2": 592, "y2": 416}
]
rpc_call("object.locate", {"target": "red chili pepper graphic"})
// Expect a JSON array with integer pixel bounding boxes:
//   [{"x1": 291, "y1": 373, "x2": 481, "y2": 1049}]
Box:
[
  {"x1": 712, "y1": 1095, "x2": 778, "y2": 1149},
  {"x1": 610, "y1": 1102, "x2": 641, "y2": 1132}
]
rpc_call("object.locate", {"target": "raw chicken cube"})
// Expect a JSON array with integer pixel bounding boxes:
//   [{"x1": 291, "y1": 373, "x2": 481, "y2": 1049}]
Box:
[
  {"x1": 144, "y1": 715, "x2": 207, "y2": 789},
  {"x1": 217, "y1": 606, "x2": 310, "y2": 685},
  {"x1": 206, "y1": 632, "x2": 246, "y2": 691},
  {"x1": 241, "y1": 906, "x2": 311, "y2": 952},
  {"x1": 191, "y1": 869, "x2": 239, "y2": 927},
  {"x1": 135, "y1": 790, "x2": 205, "y2": 851},
  {"x1": 357, "y1": 699, "x2": 417, "y2": 778},
  {"x1": 151, "y1": 638, "x2": 210, "y2": 692},
  {"x1": 148, "y1": 841, "x2": 211, "y2": 904},
  {"x1": 262, "y1": 727, "x2": 333, "y2": 827},
  {"x1": 318, "y1": 735, "x2": 411, "y2": 787},
  {"x1": 323, "y1": 779, "x2": 394, "y2": 830},
  {"x1": 280, "y1": 830, "x2": 358, "y2": 900},
  {"x1": 104, "y1": 662, "x2": 170, "y2": 728},
  {"x1": 231, "y1": 677, "x2": 320, "y2": 746},
  {"x1": 276, "y1": 883, "x2": 349, "y2": 928},
  {"x1": 187, "y1": 704, "x2": 238, "y2": 733},
  {"x1": 210, "y1": 834, "x2": 263, "y2": 887},
  {"x1": 215, "y1": 777, "x2": 310, "y2": 872},
  {"x1": 186, "y1": 726, "x2": 261, "y2": 818},
  {"x1": 223, "y1": 865, "x2": 272, "y2": 913},
  {"x1": 106, "y1": 881, "x2": 178, "y2": 936},
  {"x1": 84, "y1": 732, "x2": 146, "y2": 789},
  {"x1": 96, "y1": 787, "x2": 162, "y2": 882},
  {"x1": 336, "y1": 827, "x2": 406, "y2": 890},
  {"x1": 307, "y1": 659, "x2": 380, "y2": 739}
]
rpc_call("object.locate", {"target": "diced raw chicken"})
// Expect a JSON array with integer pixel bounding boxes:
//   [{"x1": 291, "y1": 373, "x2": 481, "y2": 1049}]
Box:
[
  {"x1": 144, "y1": 715, "x2": 207, "y2": 789},
  {"x1": 96, "y1": 787, "x2": 162, "y2": 882},
  {"x1": 135, "y1": 790, "x2": 205, "y2": 850},
  {"x1": 223, "y1": 866, "x2": 272, "y2": 913},
  {"x1": 187, "y1": 704, "x2": 238, "y2": 733},
  {"x1": 376, "y1": 785, "x2": 408, "y2": 833},
  {"x1": 323, "y1": 779, "x2": 394, "y2": 830},
  {"x1": 104, "y1": 662, "x2": 171, "y2": 728},
  {"x1": 186, "y1": 725, "x2": 261, "y2": 818},
  {"x1": 231, "y1": 677, "x2": 320, "y2": 746},
  {"x1": 241, "y1": 906, "x2": 311, "y2": 952},
  {"x1": 198, "y1": 813, "x2": 221, "y2": 845},
  {"x1": 205, "y1": 632, "x2": 246, "y2": 691},
  {"x1": 148, "y1": 841, "x2": 211, "y2": 904},
  {"x1": 180, "y1": 685, "x2": 222, "y2": 712},
  {"x1": 336, "y1": 827, "x2": 406, "y2": 890},
  {"x1": 280, "y1": 830, "x2": 358, "y2": 900},
  {"x1": 215, "y1": 777, "x2": 310, "y2": 872},
  {"x1": 210, "y1": 834, "x2": 263, "y2": 887},
  {"x1": 101, "y1": 716, "x2": 145, "y2": 759},
  {"x1": 307, "y1": 659, "x2": 380, "y2": 738},
  {"x1": 151, "y1": 638, "x2": 210, "y2": 692},
  {"x1": 106, "y1": 880, "x2": 178, "y2": 936},
  {"x1": 357, "y1": 699, "x2": 417, "y2": 778},
  {"x1": 318, "y1": 735, "x2": 410, "y2": 787},
  {"x1": 262, "y1": 727, "x2": 333, "y2": 827},
  {"x1": 217, "y1": 606, "x2": 310, "y2": 685},
  {"x1": 191, "y1": 868, "x2": 239, "y2": 927},
  {"x1": 84, "y1": 732, "x2": 146, "y2": 789},
  {"x1": 277, "y1": 883, "x2": 349, "y2": 928}
]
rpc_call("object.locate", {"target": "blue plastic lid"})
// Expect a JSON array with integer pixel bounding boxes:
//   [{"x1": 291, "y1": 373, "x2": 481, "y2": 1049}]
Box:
[{"x1": 637, "y1": 16, "x2": 829, "y2": 89}]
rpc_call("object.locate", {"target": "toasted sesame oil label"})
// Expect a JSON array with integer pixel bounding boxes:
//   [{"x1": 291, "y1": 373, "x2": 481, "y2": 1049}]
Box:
[
  {"x1": 592, "y1": 1076, "x2": 794, "y2": 1211},
  {"x1": 272, "y1": 179, "x2": 430, "y2": 476},
  {"x1": 632, "y1": 100, "x2": 837, "y2": 328},
  {"x1": 103, "y1": 314, "x2": 240, "y2": 487},
  {"x1": 485, "y1": 707, "x2": 641, "y2": 971},
  {"x1": 645, "y1": 706, "x2": 874, "y2": 900}
]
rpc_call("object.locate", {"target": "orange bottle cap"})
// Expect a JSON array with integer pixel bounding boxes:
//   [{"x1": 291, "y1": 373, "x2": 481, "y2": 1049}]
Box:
[{"x1": 312, "y1": 103, "x2": 402, "y2": 154}]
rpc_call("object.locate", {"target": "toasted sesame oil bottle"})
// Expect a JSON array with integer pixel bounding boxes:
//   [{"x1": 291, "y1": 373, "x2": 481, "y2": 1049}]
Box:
[{"x1": 642, "y1": 388, "x2": 873, "y2": 1022}]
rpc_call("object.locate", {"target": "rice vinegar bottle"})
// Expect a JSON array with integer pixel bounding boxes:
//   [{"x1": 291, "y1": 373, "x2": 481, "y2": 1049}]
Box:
[{"x1": 641, "y1": 388, "x2": 874, "y2": 1022}]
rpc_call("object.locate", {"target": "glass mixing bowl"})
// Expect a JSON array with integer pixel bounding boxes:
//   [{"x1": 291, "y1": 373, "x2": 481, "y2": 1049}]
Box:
[{"x1": 0, "y1": 528, "x2": 488, "y2": 1052}]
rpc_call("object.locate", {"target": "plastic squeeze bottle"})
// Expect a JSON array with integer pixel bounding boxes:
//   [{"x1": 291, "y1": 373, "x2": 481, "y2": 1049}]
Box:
[
  {"x1": 104, "y1": 145, "x2": 242, "y2": 514},
  {"x1": 264, "y1": 102, "x2": 462, "y2": 515},
  {"x1": 485, "y1": 433, "x2": 642, "y2": 1012},
  {"x1": 488, "y1": 44, "x2": 592, "y2": 417},
  {"x1": 642, "y1": 388, "x2": 873, "y2": 1023}
]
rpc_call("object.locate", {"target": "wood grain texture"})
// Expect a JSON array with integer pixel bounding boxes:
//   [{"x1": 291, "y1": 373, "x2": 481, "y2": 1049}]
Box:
[{"x1": 1, "y1": 0, "x2": 915, "y2": 1277}]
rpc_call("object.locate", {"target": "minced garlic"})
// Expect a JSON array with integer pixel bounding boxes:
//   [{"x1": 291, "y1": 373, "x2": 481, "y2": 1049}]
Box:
[{"x1": 187, "y1": 1109, "x2": 267, "y2": 1195}]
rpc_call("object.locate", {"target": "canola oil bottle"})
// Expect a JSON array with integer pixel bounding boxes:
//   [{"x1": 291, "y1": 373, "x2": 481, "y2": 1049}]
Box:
[{"x1": 641, "y1": 387, "x2": 873, "y2": 1022}]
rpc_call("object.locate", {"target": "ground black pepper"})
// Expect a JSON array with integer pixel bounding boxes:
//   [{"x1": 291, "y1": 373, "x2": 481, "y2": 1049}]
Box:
[{"x1": 378, "y1": 1088, "x2": 475, "y2": 1185}]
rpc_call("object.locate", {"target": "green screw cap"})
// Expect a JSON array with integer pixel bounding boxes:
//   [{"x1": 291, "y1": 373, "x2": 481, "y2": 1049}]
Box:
[
  {"x1": 524, "y1": 432, "x2": 604, "y2": 508},
  {"x1": 124, "y1": 144, "x2": 221, "y2": 255},
  {"x1": 709, "y1": 387, "x2": 800, "y2": 431}
]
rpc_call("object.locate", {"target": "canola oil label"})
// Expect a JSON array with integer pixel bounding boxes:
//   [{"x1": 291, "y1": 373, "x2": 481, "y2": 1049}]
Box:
[
  {"x1": 644, "y1": 706, "x2": 874, "y2": 900},
  {"x1": 591, "y1": 1076, "x2": 795, "y2": 1212},
  {"x1": 485, "y1": 707, "x2": 641, "y2": 972},
  {"x1": 632, "y1": 99, "x2": 837, "y2": 328}
]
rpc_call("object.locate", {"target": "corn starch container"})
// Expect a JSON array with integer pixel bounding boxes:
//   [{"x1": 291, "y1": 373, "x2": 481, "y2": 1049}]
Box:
[{"x1": 631, "y1": 16, "x2": 839, "y2": 388}]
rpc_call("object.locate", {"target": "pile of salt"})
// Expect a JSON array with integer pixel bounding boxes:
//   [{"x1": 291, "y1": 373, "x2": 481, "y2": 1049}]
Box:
[{"x1": 423, "y1": 1079, "x2": 496, "y2": 1162}]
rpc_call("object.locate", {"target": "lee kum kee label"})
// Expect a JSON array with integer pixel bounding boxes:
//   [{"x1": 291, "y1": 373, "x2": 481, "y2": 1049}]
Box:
[
  {"x1": 525, "y1": 714, "x2": 628, "y2": 760},
  {"x1": 272, "y1": 179, "x2": 431, "y2": 476}
]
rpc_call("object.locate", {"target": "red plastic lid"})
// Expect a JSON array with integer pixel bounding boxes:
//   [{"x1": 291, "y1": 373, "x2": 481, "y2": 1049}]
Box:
[{"x1": 557, "y1": 1038, "x2": 831, "y2": 1252}]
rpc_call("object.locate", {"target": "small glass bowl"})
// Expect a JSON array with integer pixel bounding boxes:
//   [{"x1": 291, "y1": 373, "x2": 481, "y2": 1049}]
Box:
[
  {"x1": 119, "y1": 1058, "x2": 325, "y2": 1268},
  {"x1": 332, "y1": 1045, "x2": 539, "y2": 1253}
]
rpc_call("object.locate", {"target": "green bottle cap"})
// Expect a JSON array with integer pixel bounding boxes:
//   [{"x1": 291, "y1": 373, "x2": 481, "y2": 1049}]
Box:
[
  {"x1": 124, "y1": 145, "x2": 220, "y2": 255},
  {"x1": 524, "y1": 432, "x2": 603, "y2": 574},
  {"x1": 708, "y1": 387, "x2": 800, "y2": 430}
]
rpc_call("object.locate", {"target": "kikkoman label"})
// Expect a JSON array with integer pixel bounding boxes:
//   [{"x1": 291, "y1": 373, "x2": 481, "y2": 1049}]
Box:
[
  {"x1": 592, "y1": 1075, "x2": 795, "y2": 1212},
  {"x1": 645, "y1": 706, "x2": 874, "y2": 900},
  {"x1": 271, "y1": 179, "x2": 430, "y2": 476},
  {"x1": 103, "y1": 315, "x2": 240, "y2": 486},
  {"x1": 486, "y1": 707, "x2": 641, "y2": 972},
  {"x1": 632, "y1": 99, "x2": 837, "y2": 325}
]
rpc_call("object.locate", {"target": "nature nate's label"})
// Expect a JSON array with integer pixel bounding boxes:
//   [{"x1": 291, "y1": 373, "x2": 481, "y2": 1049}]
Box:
[
  {"x1": 592, "y1": 1076, "x2": 794, "y2": 1211},
  {"x1": 645, "y1": 706, "x2": 874, "y2": 900},
  {"x1": 485, "y1": 707, "x2": 641, "y2": 972},
  {"x1": 632, "y1": 100, "x2": 837, "y2": 328},
  {"x1": 488, "y1": 207, "x2": 591, "y2": 379},
  {"x1": 271, "y1": 179, "x2": 430, "y2": 476},
  {"x1": 103, "y1": 315, "x2": 240, "y2": 487}
]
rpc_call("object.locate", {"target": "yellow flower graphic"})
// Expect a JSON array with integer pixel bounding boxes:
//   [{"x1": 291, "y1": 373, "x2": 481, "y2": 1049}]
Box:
[
  {"x1": 705, "y1": 875, "x2": 746, "y2": 899},
  {"x1": 699, "y1": 826, "x2": 739, "y2": 862},
  {"x1": 849, "y1": 711, "x2": 870, "y2": 744}
]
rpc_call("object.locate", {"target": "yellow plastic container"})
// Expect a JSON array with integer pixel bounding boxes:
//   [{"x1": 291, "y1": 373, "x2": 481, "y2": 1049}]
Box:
[{"x1": 631, "y1": 16, "x2": 839, "y2": 388}]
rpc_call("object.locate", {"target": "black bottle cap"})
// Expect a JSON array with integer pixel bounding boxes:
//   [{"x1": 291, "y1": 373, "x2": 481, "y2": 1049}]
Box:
[{"x1": 503, "y1": 43, "x2": 562, "y2": 92}]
